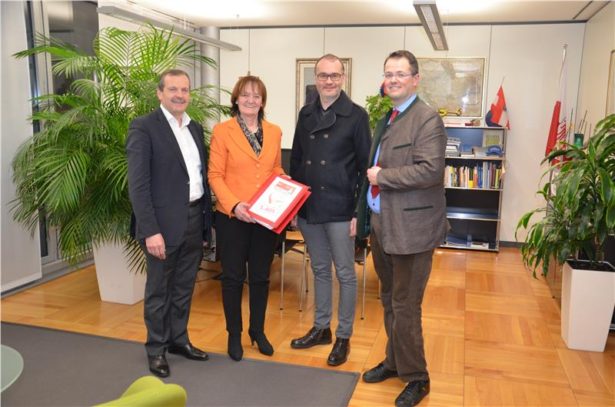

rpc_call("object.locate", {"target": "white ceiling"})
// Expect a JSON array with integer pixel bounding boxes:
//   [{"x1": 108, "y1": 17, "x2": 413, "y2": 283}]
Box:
[{"x1": 118, "y1": 0, "x2": 611, "y2": 28}]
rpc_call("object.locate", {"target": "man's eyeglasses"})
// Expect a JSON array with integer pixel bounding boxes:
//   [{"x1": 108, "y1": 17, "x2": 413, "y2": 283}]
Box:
[
  {"x1": 316, "y1": 72, "x2": 343, "y2": 82},
  {"x1": 383, "y1": 72, "x2": 415, "y2": 80}
]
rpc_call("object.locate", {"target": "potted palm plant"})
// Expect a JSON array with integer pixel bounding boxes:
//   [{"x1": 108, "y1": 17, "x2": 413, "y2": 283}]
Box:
[
  {"x1": 11, "y1": 26, "x2": 228, "y2": 304},
  {"x1": 516, "y1": 113, "x2": 615, "y2": 351}
]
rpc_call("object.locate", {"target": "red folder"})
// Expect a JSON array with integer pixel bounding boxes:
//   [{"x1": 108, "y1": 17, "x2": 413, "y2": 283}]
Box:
[{"x1": 247, "y1": 174, "x2": 311, "y2": 234}]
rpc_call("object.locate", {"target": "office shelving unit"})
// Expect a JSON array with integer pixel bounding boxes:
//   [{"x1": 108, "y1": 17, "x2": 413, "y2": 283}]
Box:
[{"x1": 442, "y1": 126, "x2": 506, "y2": 252}]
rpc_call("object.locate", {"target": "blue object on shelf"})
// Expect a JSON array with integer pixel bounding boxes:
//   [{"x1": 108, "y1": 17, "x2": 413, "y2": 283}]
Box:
[{"x1": 486, "y1": 145, "x2": 503, "y2": 156}]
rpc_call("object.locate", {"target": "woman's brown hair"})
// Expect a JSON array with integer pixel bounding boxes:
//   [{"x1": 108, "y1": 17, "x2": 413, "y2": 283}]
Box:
[{"x1": 230, "y1": 75, "x2": 267, "y2": 121}]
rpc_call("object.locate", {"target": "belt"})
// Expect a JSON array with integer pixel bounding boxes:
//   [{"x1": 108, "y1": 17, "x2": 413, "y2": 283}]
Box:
[{"x1": 188, "y1": 197, "x2": 203, "y2": 207}]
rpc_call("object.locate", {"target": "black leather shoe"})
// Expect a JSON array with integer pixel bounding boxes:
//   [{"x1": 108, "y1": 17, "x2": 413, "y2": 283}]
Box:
[
  {"x1": 395, "y1": 379, "x2": 430, "y2": 407},
  {"x1": 148, "y1": 354, "x2": 170, "y2": 378},
  {"x1": 290, "y1": 327, "x2": 332, "y2": 349},
  {"x1": 168, "y1": 343, "x2": 209, "y2": 361},
  {"x1": 327, "y1": 338, "x2": 350, "y2": 366},
  {"x1": 362, "y1": 362, "x2": 399, "y2": 383},
  {"x1": 249, "y1": 331, "x2": 274, "y2": 356},
  {"x1": 228, "y1": 334, "x2": 243, "y2": 361}
]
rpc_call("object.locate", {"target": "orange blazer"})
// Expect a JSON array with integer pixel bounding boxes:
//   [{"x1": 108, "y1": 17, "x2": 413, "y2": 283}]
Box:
[{"x1": 208, "y1": 117, "x2": 284, "y2": 216}]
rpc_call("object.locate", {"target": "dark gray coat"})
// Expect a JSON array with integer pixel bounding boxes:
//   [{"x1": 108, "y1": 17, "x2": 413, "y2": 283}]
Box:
[
  {"x1": 126, "y1": 108, "x2": 213, "y2": 245},
  {"x1": 290, "y1": 91, "x2": 371, "y2": 224}
]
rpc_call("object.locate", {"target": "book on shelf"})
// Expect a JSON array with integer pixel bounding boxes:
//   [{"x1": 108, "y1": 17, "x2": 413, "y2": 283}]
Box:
[
  {"x1": 446, "y1": 137, "x2": 461, "y2": 157},
  {"x1": 445, "y1": 162, "x2": 503, "y2": 189},
  {"x1": 446, "y1": 146, "x2": 460, "y2": 157},
  {"x1": 470, "y1": 241, "x2": 490, "y2": 249},
  {"x1": 473, "y1": 146, "x2": 488, "y2": 157},
  {"x1": 447, "y1": 137, "x2": 461, "y2": 145},
  {"x1": 445, "y1": 234, "x2": 469, "y2": 247}
]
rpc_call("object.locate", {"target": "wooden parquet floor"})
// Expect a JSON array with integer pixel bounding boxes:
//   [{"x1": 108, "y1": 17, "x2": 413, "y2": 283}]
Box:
[{"x1": 2, "y1": 247, "x2": 614, "y2": 406}]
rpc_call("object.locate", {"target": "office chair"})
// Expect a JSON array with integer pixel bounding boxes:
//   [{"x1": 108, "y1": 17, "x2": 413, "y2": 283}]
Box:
[
  {"x1": 298, "y1": 238, "x2": 370, "y2": 319},
  {"x1": 355, "y1": 238, "x2": 370, "y2": 320},
  {"x1": 274, "y1": 226, "x2": 307, "y2": 310}
]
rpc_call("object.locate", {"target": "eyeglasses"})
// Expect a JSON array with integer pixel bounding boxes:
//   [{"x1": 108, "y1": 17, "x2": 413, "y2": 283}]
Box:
[
  {"x1": 383, "y1": 72, "x2": 415, "y2": 80},
  {"x1": 316, "y1": 72, "x2": 343, "y2": 82}
]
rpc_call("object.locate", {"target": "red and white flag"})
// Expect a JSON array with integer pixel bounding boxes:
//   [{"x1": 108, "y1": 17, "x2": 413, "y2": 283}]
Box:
[
  {"x1": 485, "y1": 85, "x2": 510, "y2": 129},
  {"x1": 545, "y1": 46, "x2": 568, "y2": 162}
]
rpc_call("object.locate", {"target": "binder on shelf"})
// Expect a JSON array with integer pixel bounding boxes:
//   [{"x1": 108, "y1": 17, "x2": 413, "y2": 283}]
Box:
[{"x1": 247, "y1": 174, "x2": 311, "y2": 234}]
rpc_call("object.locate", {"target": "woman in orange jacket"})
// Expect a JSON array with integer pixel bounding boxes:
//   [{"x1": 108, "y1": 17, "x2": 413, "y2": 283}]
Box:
[{"x1": 208, "y1": 76, "x2": 284, "y2": 361}]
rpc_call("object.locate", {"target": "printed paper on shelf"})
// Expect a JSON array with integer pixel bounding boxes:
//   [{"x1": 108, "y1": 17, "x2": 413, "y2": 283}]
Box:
[{"x1": 247, "y1": 174, "x2": 311, "y2": 234}]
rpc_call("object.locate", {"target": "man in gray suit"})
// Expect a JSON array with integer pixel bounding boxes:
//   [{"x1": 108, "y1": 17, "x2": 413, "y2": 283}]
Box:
[
  {"x1": 357, "y1": 51, "x2": 447, "y2": 407},
  {"x1": 127, "y1": 69, "x2": 212, "y2": 377}
]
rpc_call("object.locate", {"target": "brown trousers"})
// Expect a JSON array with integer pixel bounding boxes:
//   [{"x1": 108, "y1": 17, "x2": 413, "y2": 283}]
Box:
[{"x1": 370, "y1": 213, "x2": 433, "y2": 382}]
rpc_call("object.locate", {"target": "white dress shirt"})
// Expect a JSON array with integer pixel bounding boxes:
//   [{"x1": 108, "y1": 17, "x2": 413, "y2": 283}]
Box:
[{"x1": 160, "y1": 105, "x2": 204, "y2": 202}]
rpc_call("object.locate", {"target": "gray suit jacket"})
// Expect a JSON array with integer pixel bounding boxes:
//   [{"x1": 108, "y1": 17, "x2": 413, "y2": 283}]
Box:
[
  {"x1": 126, "y1": 108, "x2": 213, "y2": 246},
  {"x1": 357, "y1": 97, "x2": 448, "y2": 254}
]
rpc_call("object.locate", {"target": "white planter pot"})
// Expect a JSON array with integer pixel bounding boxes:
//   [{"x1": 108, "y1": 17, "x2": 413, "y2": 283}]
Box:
[
  {"x1": 93, "y1": 243, "x2": 146, "y2": 305},
  {"x1": 561, "y1": 260, "x2": 615, "y2": 352}
]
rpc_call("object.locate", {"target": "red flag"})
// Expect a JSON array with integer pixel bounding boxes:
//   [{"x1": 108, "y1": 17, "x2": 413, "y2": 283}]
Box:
[
  {"x1": 486, "y1": 85, "x2": 510, "y2": 129},
  {"x1": 545, "y1": 47, "x2": 568, "y2": 163}
]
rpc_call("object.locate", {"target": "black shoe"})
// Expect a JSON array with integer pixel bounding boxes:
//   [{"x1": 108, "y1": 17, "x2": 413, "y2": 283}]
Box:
[
  {"x1": 148, "y1": 354, "x2": 170, "y2": 378},
  {"x1": 168, "y1": 343, "x2": 209, "y2": 361},
  {"x1": 290, "y1": 327, "x2": 332, "y2": 349},
  {"x1": 249, "y1": 331, "x2": 274, "y2": 356},
  {"x1": 228, "y1": 334, "x2": 243, "y2": 361},
  {"x1": 327, "y1": 338, "x2": 350, "y2": 366},
  {"x1": 395, "y1": 379, "x2": 430, "y2": 407},
  {"x1": 362, "y1": 362, "x2": 399, "y2": 383}
]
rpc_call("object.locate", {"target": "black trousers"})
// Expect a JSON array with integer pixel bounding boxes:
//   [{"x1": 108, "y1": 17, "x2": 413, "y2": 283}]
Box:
[
  {"x1": 215, "y1": 212, "x2": 278, "y2": 335},
  {"x1": 143, "y1": 205, "x2": 203, "y2": 356}
]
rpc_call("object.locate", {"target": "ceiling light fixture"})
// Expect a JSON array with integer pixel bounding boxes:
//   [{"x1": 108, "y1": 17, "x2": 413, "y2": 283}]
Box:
[
  {"x1": 97, "y1": 5, "x2": 242, "y2": 51},
  {"x1": 413, "y1": 0, "x2": 448, "y2": 51}
]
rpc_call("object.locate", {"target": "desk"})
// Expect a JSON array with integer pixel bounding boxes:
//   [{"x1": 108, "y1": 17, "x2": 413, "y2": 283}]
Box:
[{"x1": 1, "y1": 344, "x2": 24, "y2": 392}]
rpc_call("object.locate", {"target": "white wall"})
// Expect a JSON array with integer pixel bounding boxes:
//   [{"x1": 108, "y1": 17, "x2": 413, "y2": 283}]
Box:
[
  {"x1": 577, "y1": 2, "x2": 615, "y2": 126},
  {"x1": 1, "y1": 1, "x2": 42, "y2": 291},
  {"x1": 97, "y1": 8, "x2": 203, "y2": 88},
  {"x1": 220, "y1": 23, "x2": 585, "y2": 243},
  {"x1": 490, "y1": 24, "x2": 584, "y2": 244}
]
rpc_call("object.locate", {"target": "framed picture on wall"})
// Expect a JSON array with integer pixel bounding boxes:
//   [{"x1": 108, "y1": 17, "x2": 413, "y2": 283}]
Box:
[
  {"x1": 417, "y1": 57, "x2": 485, "y2": 118},
  {"x1": 295, "y1": 58, "x2": 352, "y2": 119},
  {"x1": 607, "y1": 50, "x2": 615, "y2": 115}
]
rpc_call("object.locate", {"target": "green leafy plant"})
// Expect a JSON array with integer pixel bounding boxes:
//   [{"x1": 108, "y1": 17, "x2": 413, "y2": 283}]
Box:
[
  {"x1": 516, "y1": 113, "x2": 615, "y2": 277},
  {"x1": 365, "y1": 92, "x2": 393, "y2": 132},
  {"x1": 11, "y1": 26, "x2": 229, "y2": 270}
]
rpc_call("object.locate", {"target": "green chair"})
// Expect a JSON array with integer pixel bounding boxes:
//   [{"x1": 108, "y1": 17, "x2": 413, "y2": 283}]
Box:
[{"x1": 95, "y1": 376, "x2": 186, "y2": 407}]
